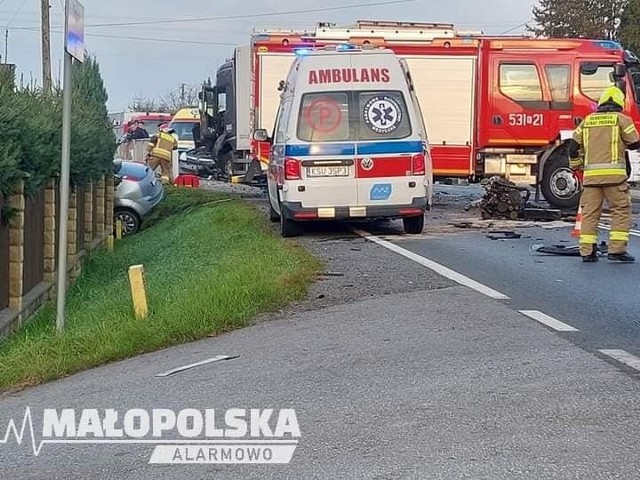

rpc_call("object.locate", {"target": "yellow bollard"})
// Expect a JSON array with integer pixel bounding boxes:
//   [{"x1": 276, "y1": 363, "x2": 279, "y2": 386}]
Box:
[
  {"x1": 116, "y1": 219, "x2": 123, "y2": 240},
  {"x1": 106, "y1": 235, "x2": 114, "y2": 251},
  {"x1": 128, "y1": 264, "x2": 148, "y2": 319}
]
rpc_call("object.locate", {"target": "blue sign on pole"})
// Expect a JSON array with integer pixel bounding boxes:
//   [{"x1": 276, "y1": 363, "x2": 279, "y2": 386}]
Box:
[{"x1": 64, "y1": 0, "x2": 85, "y2": 63}]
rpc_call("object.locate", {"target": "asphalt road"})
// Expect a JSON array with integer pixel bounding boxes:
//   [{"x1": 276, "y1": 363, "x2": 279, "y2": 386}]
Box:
[
  {"x1": 1, "y1": 182, "x2": 640, "y2": 478},
  {"x1": 363, "y1": 184, "x2": 640, "y2": 374}
]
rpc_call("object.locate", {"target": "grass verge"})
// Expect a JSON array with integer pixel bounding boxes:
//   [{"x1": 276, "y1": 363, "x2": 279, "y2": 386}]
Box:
[{"x1": 0, "y1": 186, "x2": 322, "y2": 392}]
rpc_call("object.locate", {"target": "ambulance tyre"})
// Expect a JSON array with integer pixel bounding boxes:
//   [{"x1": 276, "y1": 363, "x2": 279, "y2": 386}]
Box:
[
  {"x1": 402, "y1": 215, "x2": 424, "y2": 235},
  {"x1": 540, "y1": 153, "x2": 580, "y2": 210}
]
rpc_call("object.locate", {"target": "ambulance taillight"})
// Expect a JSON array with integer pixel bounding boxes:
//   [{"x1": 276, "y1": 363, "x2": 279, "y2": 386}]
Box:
[
  {"x1": 411, "y1": 153, "x2": 426, "y2": 176},
  {"x1": 284, "y1": 157, "x2": 301, "y2": 180}
]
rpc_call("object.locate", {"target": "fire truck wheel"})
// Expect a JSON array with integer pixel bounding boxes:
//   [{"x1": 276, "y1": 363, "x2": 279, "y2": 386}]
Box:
[
  {"x1": 403, "y1": 215, "x2": 424, "y2": 235},
  {"x1": 540, "y1": 153, "x2": 580, "y2": 209}
]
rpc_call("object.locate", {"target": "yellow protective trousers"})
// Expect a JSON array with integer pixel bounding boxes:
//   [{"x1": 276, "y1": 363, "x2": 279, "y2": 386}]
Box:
[{"x1": 579, "y1": 183, "x2": 632, "y2": 256}]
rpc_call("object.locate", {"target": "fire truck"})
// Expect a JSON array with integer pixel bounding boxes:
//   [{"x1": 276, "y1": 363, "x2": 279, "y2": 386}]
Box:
[{"x1": 189, "y1": 20, "x2": 640, "y2": 209}]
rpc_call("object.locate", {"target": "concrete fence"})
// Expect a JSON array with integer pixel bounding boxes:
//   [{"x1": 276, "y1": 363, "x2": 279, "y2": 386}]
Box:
[{"x1": 0, "y1": 174, "x2": 115, "y2": 337}]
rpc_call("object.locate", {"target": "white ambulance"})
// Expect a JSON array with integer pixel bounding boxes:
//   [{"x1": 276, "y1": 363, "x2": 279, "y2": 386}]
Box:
[{"x1": 255, "y1": 44, "x2": 433, "y2": 237}]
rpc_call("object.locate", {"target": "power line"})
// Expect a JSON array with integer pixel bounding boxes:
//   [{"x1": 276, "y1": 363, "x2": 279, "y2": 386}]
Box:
[
  {"x1": 85, "y1": 0, "x2": 418, "y2": 28},
  {"x1": 3, "y1": 0, "x2": 28, "y2": 30},
  {"x1": 500, "y1": 22, "x2": 530, "y2": 35}
]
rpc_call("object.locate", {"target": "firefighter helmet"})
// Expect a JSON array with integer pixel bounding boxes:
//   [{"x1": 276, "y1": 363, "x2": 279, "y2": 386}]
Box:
[{"x1": 598, "y1": 85, "x2": 625, "y2": 108}]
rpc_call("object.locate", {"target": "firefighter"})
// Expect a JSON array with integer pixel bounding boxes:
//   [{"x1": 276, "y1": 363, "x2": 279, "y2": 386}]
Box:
[
  {"x1": 146, "y1": 126, "x2": 178, "y2": 183},
  {"x1": 568, "y1": 85, "x2": 640, "y2": 263}
]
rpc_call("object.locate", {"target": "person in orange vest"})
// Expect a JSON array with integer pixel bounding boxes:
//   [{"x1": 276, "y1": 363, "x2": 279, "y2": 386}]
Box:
[
  {"x1": 568, "y1": 85, "x2": 640, "y2": 263},
  {"x1": 146, "y1": 124, "x2": 178, "y2": 183}
]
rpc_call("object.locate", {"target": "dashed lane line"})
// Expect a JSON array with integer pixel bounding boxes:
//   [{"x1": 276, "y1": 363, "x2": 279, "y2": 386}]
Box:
[
  {"x1": 353, "y1": 229, "x2": 510, "y2": 300},
  {"x1": 598, "y1": 349, "x2": 640, "y2": 372},
  {"x1": 598, "y1": 224, "x2": 640, "y2": 237},
  {"x1": 519, "y1": 310, "x2": 579, "y2": 332}
]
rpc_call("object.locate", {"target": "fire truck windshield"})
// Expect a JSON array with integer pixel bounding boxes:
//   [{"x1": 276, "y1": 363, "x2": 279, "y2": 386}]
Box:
[{"x1": 628, "y1": 65, "x2": 640, "y2": 105}]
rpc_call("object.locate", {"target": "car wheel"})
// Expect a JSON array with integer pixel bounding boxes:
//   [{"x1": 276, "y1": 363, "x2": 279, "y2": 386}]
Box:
[
  {"x1": 403, "y1": 215, "x2": 424, "y2": 234},
  {"x1": 541, "y1": 152, "x2": 580, "y2": 210},
  {"x1": 114, "y1": 208, "x2": 141, "y2": 236}
]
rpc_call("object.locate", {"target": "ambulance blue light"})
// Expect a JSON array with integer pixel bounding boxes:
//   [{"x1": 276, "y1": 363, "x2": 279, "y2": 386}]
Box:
[
  {"x1": 336, "y1": 43, "x2": 357, "y2": 51},
  {"x1": 595, "y1": 40, "x2": 622, "y2": 50},
  {"x1": 294, "y1": 48, "x2": 312, "y2": 56}
]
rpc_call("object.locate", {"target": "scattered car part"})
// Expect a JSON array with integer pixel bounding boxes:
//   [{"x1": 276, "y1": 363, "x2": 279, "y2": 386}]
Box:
[{"x1": 480, "y1": 176, "x2": 531, "y2": 220}]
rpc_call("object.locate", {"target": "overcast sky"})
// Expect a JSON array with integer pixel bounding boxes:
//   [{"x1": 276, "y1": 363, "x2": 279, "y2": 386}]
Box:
[{"x1": 0, "y1": 0, "x2": 536, "y2": 112}]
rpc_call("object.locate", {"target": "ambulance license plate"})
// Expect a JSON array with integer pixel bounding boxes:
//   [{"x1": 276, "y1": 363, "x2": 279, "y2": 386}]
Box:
[{"x1": 306, "y1": 166, "x2": 349, "y2": 177}]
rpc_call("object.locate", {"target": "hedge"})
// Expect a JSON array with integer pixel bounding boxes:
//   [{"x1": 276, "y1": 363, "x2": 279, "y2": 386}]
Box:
[{"x1": 0, "y1": 55, "x2": 116, "y2": 211}]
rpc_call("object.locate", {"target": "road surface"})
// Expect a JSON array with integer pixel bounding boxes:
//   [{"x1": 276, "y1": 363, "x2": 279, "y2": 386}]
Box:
[{"x1": 1, "y1": 183, "x2": 639, "y2": 479}]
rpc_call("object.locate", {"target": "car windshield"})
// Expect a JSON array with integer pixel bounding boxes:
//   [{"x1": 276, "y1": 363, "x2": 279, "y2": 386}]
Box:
[
  {"x1": 296, "y1": 90, "x2": 412, "y2": 142},
  {"x1": 170, "y1": 121, "x2": 198, "y2": 141}
]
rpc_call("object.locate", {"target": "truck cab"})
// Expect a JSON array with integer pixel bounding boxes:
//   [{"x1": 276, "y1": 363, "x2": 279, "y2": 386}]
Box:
[{"x1": 478, "y1": 39, "x2": 640, "y2": 208}]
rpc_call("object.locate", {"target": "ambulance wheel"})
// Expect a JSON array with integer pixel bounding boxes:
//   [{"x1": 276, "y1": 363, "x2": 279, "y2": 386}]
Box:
[
  {"x1": 541, "y1": 153, "x2": 580, "y2": 209},
  {"x1": 403, "y1": 215, "x2": 424, "y2": 235},
  {"x1": 280, "y1": 216, "x2": 299, "y2": 238}
]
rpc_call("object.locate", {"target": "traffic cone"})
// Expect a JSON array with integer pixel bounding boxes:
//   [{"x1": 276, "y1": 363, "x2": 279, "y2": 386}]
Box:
[{"x1": 571, "y1": 205, "x2": 582, "y2": 238}]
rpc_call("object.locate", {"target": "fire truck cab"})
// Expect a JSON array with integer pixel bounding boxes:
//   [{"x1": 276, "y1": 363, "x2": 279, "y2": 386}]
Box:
[{"x1": 192, "y1": 20, "x2": 640, "y2": 210}]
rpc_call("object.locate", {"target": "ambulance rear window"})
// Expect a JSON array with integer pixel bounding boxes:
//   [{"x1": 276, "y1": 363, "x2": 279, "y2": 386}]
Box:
[{"x1": 296, "y1": 90, "x2": 412, "y2": 142}]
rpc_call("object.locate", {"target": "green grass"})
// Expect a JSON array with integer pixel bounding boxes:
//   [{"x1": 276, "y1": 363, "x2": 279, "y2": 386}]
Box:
[{"x1": 0, "y1": 187, "x2": 322, "y2": 392}]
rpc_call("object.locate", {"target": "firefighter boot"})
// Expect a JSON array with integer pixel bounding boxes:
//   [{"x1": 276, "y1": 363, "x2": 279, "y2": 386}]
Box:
[
  {"x1": 582, "y1": 244, "x2": 598, "y2": 262},
  {"x1": 607, "y1": 252, "x2": 636, "y2": 263}
]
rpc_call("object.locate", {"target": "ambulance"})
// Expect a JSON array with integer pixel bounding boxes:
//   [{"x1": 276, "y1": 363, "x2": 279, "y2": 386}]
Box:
[
  {"x1": 169, "y1": 107, "x2": 201, "y2": 155},
  {"x1": 256, "y1": 44, "x2": 433, "y2": 237}
]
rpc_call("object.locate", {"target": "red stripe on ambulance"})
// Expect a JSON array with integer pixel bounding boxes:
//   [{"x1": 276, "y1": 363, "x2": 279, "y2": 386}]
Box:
[{"x1": 355, "y1": 156, "x2": 412, "y2": 178}]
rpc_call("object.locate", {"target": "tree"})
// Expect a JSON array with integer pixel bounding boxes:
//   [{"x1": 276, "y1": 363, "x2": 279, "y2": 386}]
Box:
[
  {"x1": 128, "y1": 84, "x2": 200, "y2": 114},
  {"x1": 618, "y1": 0, "x2": 640, "y2": 52},
  {"x1": 128, "y1": 94, "x2": 159, "y2": 112},
  {"x1": 529, "y1": 0, "x2": 626, "y2": 40}
]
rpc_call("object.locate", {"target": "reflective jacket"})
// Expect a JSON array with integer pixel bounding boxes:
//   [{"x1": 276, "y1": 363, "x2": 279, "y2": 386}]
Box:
[
  {"x1": 148, "y1": 131, "x2": 178, "y2": 161},
  {"x1": 570, "y1": 109, "x2": 640, "y2": 186}
]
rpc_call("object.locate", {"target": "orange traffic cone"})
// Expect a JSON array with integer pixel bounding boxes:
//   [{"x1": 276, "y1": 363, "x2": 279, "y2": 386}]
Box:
[{"x1": 571, "y1": 206, "x2": 582, "y2": 238}]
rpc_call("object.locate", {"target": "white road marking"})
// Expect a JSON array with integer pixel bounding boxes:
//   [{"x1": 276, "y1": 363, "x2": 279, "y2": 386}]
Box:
[
  {"x1": 155, "y1": 355, "x2": 240, "y2": 377},
  {"x1": 598, "y1": 349, "x2": 640, "y2": 371},
  {"x1": 353, "y1": 229, "x2": 510, "y2": 300},
  {"x1": 518, "y1": 310, "x2": 579, "y2": 332},
  {"x1": 598, "y1": 223, "x2": 640, "y2": 237}
]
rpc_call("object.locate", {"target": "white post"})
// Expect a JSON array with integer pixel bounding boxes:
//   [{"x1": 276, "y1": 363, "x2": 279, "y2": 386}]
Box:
[{"x1": 55, "y1": 51, "x2": 73, "y2": 332}]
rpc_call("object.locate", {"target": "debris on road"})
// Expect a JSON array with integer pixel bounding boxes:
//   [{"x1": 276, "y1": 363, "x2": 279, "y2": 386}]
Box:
[
  {"x1": 480, "y1": 176, "x2": 530, "y2": 220},
  {"x1": 478, "y1": 176, "x2": 564, "y2": 222},
  {"x1": 486, "y1": 231, "x2": 522, "y2": 240},
  {"x1": 532, "y1": 241, "x2": 608, "y2": 256}
]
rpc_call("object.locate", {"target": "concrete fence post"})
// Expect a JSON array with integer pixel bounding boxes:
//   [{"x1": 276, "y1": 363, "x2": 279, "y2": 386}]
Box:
[
  {"x1": 105, "y1": 173, "x2": 114, "y2": 236},
  {"x1": 8, "y1": 180, "x2": 25, "y2": 312},
  {"x1": 84, "y1": 183, "x2": 93, "y2": 250},
  {"x1": 67, "y1": 187, "x2": 80, "y2": 280},
  {"x1": 43, "y1": 179, "x2": 57, "y2": 284},
  {"x1": 96, "y1": 175, "x2": 106, "y2": 243}
]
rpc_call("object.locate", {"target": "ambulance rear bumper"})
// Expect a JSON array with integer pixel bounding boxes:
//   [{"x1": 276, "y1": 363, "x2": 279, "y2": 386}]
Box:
[{"x1": 281, "y1": 197, "x2": 429, "y2": 221}]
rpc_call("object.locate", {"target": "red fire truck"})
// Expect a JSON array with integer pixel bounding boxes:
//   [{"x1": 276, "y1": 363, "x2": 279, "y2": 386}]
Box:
[{"x1": 191, "y1": 20, "x2": 640, "y2": 209}]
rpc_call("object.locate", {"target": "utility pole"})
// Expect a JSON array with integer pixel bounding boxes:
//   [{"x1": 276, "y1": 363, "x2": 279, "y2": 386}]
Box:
[
  {"x1": 41, "y1": 0, "x2": 52, "y2": 93},
  {"x1": 181, "y1": 83, "x2": 186, "y2": 106},
  {"x1": 4, "y1": 30, "x2": 8, "y2": 63}
]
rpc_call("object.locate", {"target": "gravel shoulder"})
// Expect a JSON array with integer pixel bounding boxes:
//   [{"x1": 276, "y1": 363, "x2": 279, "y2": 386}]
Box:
[{"x1": 199, "y1": 179, "x2": 457, "y2": 321}]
